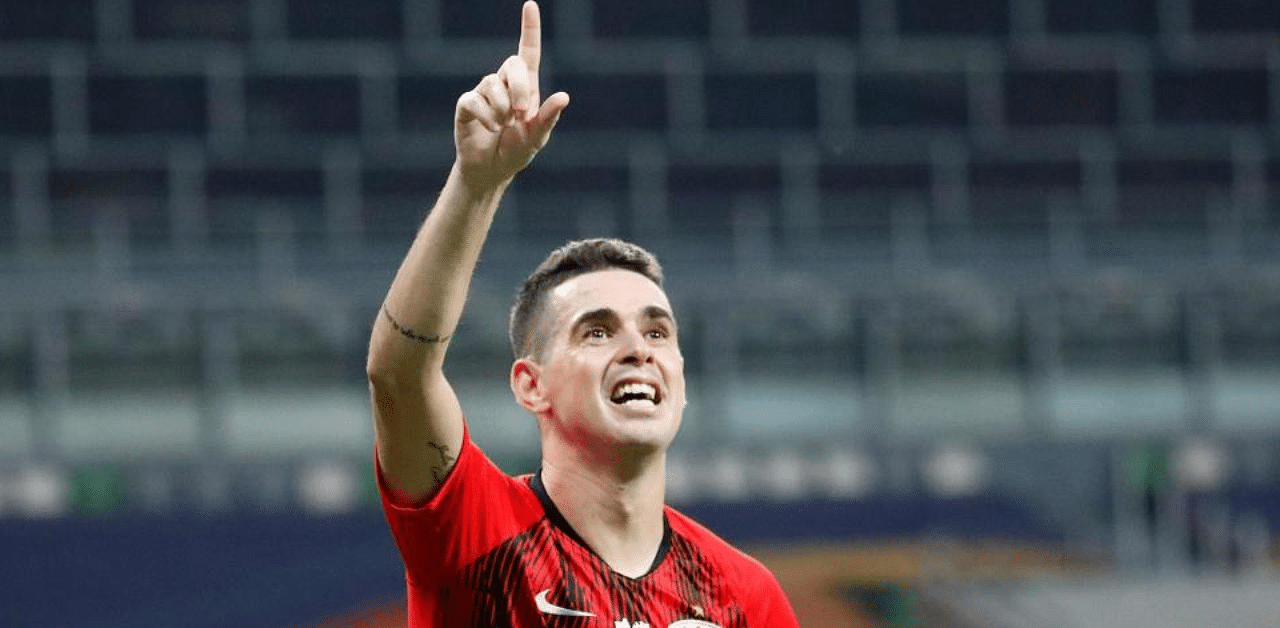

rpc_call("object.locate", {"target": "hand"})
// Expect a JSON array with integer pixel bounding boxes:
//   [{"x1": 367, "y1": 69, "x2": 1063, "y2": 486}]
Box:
[{"x1": 454, "y1": 1, "x2": 570, "y2": 193}]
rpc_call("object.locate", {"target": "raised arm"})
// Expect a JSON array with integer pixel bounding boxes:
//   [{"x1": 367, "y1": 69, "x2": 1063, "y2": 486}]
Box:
[{"x1": 367, "y1": 0, "x2": 569, "y2": 504}]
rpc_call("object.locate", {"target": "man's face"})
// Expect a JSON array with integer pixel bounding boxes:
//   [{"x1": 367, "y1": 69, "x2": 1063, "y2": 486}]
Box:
[{"x1": 530, "y1": 268, "x2": 686, "y2": 454}]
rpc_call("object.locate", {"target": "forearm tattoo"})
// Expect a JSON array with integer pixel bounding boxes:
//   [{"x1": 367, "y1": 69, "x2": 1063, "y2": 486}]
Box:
[
  {"x1": 382, "y1": 305, "x2": 451, "y2": 344},
  {"x1": 427, "y1": 441, "x2": 456, "y2": 483}
]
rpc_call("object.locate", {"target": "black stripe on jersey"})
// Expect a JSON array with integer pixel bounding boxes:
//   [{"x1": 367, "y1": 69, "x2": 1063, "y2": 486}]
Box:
[
  {"x1": 459, "y1": 470, "x2": 748, "y2": 627},
  {"x1": 461, "y1": 519, "x2": 594, "y2": 628},
  {"x1": 461, "y1": 524, "x2": 530, "y2": 628},
  {"x1": 667, "y1": 533, "x2": 747, "y2": 628}
]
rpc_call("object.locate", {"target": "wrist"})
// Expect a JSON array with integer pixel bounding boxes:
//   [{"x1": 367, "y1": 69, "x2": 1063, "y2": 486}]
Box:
[{"x1": 451, "y1": 162, "x2": 512, "y2": 203}]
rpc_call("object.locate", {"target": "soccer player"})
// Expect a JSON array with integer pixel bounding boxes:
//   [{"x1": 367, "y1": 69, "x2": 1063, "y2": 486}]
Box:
[{"x1": 366, "y1": 2, "x2": 800, "y2": 626}]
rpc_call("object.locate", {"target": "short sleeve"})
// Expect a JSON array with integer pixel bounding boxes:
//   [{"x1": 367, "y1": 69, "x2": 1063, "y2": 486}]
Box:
[
  {"x1": 376, "y1": 428, "x2": 542, "y2": 588},
  {"x1": 746, "y1": 569, "x2": 800, "y2": 628}
]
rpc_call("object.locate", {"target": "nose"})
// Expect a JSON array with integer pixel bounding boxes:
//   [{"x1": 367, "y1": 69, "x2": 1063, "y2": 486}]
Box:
[{"x1": 617, "y1": 326, "x2": 654, "y2": 366}]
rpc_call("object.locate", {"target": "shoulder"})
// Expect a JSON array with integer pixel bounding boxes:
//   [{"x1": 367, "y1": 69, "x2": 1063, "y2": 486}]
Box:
[
  {"x1": 439, "y1": 433, "x2": 542, "y2": 512},
  {"x1": 664, "y1": 505, "x2": 799, "y2": 625},
  {"x1": 664, "y1": 505, "x2": 776, "y2": 583},
  {"x1": 380, "y1": 429, "x2": 541, "y2": 528},
  {"x1": 380, "y1": 431, "x2": 546, "y2": 585}
]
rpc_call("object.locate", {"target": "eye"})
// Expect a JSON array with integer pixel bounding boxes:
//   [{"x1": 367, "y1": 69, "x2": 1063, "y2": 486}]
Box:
[
  {"x1": 647, "y1": 327, "x2": 670, "y2": 340},
  {"x1": 584, "y1": 326, "x2": 609, "y2": 339}
]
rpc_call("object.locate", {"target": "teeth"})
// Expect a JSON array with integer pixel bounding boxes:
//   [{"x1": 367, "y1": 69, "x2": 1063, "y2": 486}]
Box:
[{"x1": 611, "y1": 382, "x2": 657, "y2": 402}]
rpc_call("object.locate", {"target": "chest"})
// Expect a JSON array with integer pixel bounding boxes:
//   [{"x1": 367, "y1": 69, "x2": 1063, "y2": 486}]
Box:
[{"x1": 456, "y1": 525, "x2": 745, "y2": 628}]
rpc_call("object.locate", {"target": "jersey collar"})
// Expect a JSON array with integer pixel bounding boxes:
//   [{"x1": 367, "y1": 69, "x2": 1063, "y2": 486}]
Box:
[{"x1": 530, "y1": 468, "x2": 673, "y2": 579}]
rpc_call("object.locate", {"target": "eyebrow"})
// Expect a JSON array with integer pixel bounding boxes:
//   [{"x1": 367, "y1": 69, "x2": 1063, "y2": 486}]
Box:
[
  {"x1": 643, "y1": 305, "x2": 676, "y2": 326},
  {"x1": 569, "y1": 305, "x2": 676, "y2": 330}
]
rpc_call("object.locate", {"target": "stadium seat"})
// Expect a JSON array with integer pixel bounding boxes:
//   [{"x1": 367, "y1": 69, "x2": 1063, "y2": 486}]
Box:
[
  {"x1": 1003, "y1": 67, "x2": 1120, "y2": 127},
  {"x1": 244, "y1": 73, "x2": 362, "y2": 137},
  {"x1": 1189, "y1": 0, "x2": 1280, "y2": 34},
  {"x1": 133, "y1": 0, "x2": 252, "y2": 41},
  {"x1": 856, "y1": 70, "x2": 970, "y2": 129},
  {"x1": 0, "y1": 75, "x2": 54, "y2": 139},
  {"x1": 88, "y1": 74, "x2": 209, "y2": 137},
  {"x1": 896, "y1": 0, "x2": 1010, "y2": 37},
  {"x1": 1043, "y1": 0, "x2": 1158, "y2": 35},
  {"x1": 285, "y1": 0, "x2": 403, "y2": 41},
  {"x1": 1151, "y1": 66, "x2": 1270, "y2": 126},
  {"x1": 0, "y1": 0, "x2": 96, "y2": 41},
  {"x1": 745, "y1": 0, "x2": 860, "y2": 39},
  {"x1": 591, "y1": 0, "x2": 710, "y2": 39}
]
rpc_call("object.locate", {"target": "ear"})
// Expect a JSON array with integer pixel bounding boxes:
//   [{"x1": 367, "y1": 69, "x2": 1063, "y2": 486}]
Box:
[{"x1": 511, "y1": 357, "x2": 550, "y2": 415}]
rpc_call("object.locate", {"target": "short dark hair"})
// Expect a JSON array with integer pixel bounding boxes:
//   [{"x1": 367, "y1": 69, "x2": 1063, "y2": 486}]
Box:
[{"x1": 509, "y1": 238, "x2": 665, "y2": 359}]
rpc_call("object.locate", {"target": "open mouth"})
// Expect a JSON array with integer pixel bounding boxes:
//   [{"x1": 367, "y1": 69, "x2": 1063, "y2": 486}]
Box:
[{"x1": 609, "y1": 379, "x2": 662, "y2": 407}]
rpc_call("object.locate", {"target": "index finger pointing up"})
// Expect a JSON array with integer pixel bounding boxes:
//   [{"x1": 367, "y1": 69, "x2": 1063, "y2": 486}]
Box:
[{"x1": 518, "y1": 1, "x2": 542, "y2": 81}]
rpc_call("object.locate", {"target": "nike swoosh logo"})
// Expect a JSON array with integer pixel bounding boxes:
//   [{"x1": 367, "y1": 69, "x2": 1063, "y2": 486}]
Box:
[{"x1": 535, "y1": 589, "x2": 596, "y2": 617}]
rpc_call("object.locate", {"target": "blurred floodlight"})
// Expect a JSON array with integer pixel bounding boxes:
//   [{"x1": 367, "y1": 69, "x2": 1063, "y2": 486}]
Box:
[
  {"x1": 1175, "y1": 439, "x2": 1229, "y2": 490},
  {"x1": 298, "y1": 461, "x2": 359, "y2": 514},
  {"x1": 758, "y1": 450, "x2": 807, "y2": 501},
  {"x1": 924, "y1": 444, "x2": 988, "y2": 497},
  {"x1": 706, "y1": 451, "x2": 750, "y2": 502},
  {"x1": 815, "y1": 449, "x2": 877, "y2": 498},
  {"x1": 14, "y1": 467, "x2": 70, "y2": 518}
]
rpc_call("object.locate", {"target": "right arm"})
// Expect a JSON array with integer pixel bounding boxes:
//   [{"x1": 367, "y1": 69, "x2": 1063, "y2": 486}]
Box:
[{"x1": 366, "y1": 0, "x2": 569, "y2": 504}]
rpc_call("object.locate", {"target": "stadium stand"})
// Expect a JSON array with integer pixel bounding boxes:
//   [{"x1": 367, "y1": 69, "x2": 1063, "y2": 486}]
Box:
[{"x1": 0, "y1": 0, "x2": 1278, "y2": 625}]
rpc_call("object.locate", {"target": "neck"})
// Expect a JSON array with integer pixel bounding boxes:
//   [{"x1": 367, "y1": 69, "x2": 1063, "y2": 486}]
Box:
[{"x1": 540, "y1": 440, "x2": 668, "y2": 578}]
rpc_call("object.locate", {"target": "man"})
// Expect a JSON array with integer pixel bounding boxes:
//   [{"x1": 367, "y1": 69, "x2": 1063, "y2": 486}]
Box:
[{"x1": 366, "y1": 3, "x2": 799, "y2": 626}]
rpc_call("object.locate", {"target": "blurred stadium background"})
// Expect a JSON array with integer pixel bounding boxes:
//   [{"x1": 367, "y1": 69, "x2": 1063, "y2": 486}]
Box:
[{"x1": 2, "y1": 0, "x2": 1280, "y2": 626}]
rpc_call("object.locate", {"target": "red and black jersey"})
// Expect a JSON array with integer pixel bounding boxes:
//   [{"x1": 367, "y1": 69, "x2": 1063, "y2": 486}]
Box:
[{"x1": 378, "y1": 429, "x2": 799, "y2": 628}]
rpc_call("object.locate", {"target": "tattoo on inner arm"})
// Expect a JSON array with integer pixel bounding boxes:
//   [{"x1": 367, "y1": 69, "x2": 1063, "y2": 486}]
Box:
[
  {"x1": 383, "y1": 305, "x2": 451, "y2": 344},
  {"x1": 427, "y1": 441, "x2": 457, "y2": 484}
]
